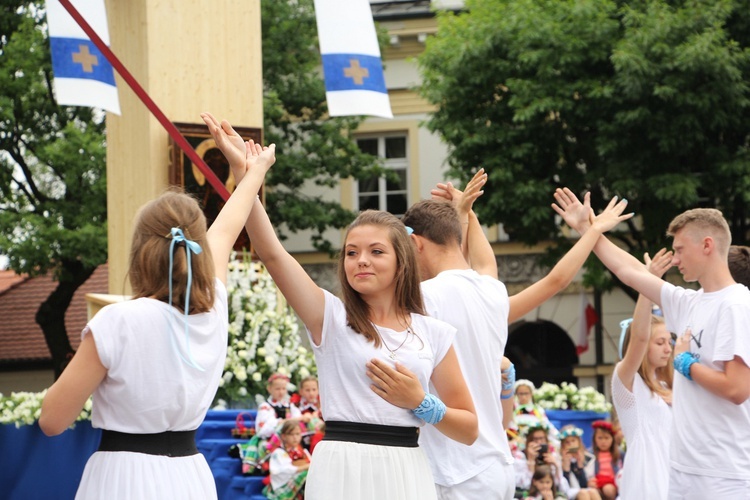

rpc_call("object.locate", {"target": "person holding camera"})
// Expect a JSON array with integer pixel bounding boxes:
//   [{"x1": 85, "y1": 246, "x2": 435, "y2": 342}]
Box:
[
  {"x1": 559, "y1": 425, "x2": 601, "y2": 500},
  {"x1": 514, "y1": 425, "x2": 568, "y2": 497}
]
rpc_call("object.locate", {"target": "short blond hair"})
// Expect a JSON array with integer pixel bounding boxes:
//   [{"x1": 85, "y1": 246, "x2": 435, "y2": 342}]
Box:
[{"x1": 666, "y1": 208, "x2": 731, "y2": 256}]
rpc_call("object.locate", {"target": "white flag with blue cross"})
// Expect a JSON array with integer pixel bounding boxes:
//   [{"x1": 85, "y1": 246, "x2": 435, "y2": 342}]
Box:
[
  {"x1": 46, "y1": 0, "x2": 120, "y2": 115},
  {"x1": 314, "y1": 0, "x2": 393, "y2": 118}
]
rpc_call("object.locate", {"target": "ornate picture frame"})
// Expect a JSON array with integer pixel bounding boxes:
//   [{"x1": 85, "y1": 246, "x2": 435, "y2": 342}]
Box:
[{"x1": 168, "y1": 122, "x2": 263, "y2": 250}]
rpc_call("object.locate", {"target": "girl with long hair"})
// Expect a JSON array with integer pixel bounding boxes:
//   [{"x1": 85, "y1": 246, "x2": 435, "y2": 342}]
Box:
[
  {"x1": 202, "y1": 112, "x2": 477, "y2": 500},
  {"x1": 39, "y1": 134, "x2": 275, "y2": 499},
  {"x1": 611, "y1": 249, "x2": 674, "y2": 500}
]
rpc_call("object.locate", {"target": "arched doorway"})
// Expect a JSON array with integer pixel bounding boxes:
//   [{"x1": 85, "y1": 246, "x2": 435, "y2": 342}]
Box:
[{"x1": 505, "y1": 319, "x2": 578, "y2": 388}]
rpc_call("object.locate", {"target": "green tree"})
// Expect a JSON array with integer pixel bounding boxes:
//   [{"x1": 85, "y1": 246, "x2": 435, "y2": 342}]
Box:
[
  {"x1": 261, "y1": 0, "x2": 382, "y2": 253},
  {"x1": 419, "y1": 0, "x2": 750, "y2": 293},
  {"x1": 0, "y1": 1, "x2": 107, "y2": 378}
]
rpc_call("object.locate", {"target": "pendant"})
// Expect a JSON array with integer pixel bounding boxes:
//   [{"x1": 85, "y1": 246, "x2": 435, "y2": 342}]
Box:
[{"x1": 389, "y1": 352, "x2": 396, "y2": 360}]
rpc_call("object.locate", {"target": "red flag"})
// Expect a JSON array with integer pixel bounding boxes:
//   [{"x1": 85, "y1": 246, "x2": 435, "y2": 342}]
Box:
[{"x1": 577, "y1": 293, "x2": 598, "y2": 355}]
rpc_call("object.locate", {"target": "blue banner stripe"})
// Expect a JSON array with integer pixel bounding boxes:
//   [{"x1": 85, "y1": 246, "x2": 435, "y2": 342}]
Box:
[
  {"x1": 322, "y1": 54, "x2": 386, "y2": 93},
  {"x1": 49, "y1": 37, "x2": 116, "y2": 86}
]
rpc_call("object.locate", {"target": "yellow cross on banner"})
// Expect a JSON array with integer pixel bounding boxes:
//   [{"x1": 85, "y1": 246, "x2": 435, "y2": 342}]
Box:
[
  {"x1": 343, "y1": 59, "x2": 369, "y2": 85},
  {"x1": 72, "y1": 44, "x2": 98, "y2": 73}
]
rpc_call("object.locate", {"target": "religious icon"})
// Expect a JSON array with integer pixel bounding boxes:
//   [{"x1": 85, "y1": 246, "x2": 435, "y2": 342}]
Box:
[{"x1": 168, "y1": 122, "x2": 262, "y2": 251}]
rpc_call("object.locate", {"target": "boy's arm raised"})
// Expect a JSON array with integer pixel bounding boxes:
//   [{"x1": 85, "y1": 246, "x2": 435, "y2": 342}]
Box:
[
  {"x1": 552, "y1": 188, "x2": 665, "y2": 306},
  {"x1": 508, "y1": 192, "x2": 632, "y2": 322}
]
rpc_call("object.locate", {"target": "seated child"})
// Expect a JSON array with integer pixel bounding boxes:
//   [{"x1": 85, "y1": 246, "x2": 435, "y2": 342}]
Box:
[
  {"x1": 256, "y1": 373, "x2": 303, "y2": 438},
  {"x1": 238, "y1": 373, "x2": 302, "y2": 475},
  {"x1": 513, "y1": 380, "x2": 557, "y2": 439},
  {"x1": 586, "y1": 421, "x2": 620, "y2": 500},
  {"x1": 296, "y1": 376, "x2": 321, "y2": 417},
  {"x1": 295, "y1": 376, "x2": 324, "y2": 451},
  {"x1": 526, "y1": 465, "x2": 568, "y2": 500},
  {"x1": 263, "y1": 420, "x2": 311, "y2": 500},
  {"x1": 514, "y1": 424, "x2": 565, "y2": 495},
  {"x1": 559, "y1": 425, "x2": 601, "y2": 500}
]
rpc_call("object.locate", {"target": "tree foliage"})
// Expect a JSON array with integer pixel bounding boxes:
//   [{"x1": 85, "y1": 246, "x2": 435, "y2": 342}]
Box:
[
  {"x1": 0, "y1": 1, "x2": 107, "y2": 377},
  {"x1": 261, "y1": 0, "x2": 382, "y2": 253},
  {"x1": 419, "y1": 0, "x2": 750, "y2": 291}
]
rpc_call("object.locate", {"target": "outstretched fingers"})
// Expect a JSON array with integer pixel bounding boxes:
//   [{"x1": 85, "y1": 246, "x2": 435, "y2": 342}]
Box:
[{"x1": 645, "y1": 248, "x2": 673, "y2": 278}]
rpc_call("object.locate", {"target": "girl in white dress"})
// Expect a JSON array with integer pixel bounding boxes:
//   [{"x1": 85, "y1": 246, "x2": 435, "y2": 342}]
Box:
[
  {"x1": 611, "y1": 249, "x2": 674, "y2": 500},
  {"x1": 203, "y1": 112, "x2": 478, "y2": 500},
  {"x1": 39, "y1": 132, "x2": 276, "y2": 499}
]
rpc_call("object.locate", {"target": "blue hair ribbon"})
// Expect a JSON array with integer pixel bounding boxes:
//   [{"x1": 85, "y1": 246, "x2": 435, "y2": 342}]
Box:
[
  {"x1": 168, "y1": 227, "x2": 204, "y2": 371},
  {"x1": 405, "y1": 225, "x2": 414, "y2": 236},
  {"x1": 618, "y1": 318, "x2": 633, "y2": 359}
]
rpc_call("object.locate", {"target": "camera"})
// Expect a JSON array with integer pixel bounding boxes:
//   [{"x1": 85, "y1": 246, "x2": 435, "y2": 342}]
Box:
[{"x1": 535, "y1": 443, "x2": 548, "y2": 464}]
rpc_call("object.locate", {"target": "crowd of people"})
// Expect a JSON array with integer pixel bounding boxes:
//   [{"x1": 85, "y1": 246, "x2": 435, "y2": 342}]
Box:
[{"x1": 35, "y1": 111, "x2": 750, "y2": 500}]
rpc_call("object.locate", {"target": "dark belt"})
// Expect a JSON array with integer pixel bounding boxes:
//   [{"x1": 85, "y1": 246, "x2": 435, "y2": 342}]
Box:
[
  {"x1": 323, "y1": 420, "x2": 419, "y2": 448},
  {"x1": 98, "y1": 429, "x2": 198, "y2": 457}
]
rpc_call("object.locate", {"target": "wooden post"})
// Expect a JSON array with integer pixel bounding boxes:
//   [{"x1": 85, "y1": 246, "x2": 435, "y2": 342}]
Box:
[{"x1": 104, "y1": 0, "x2": 264, "y2": 294}]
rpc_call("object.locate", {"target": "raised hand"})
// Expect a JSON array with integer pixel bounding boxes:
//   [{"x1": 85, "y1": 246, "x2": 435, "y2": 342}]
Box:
[
  {"x1": 431, "y1": 168, "x2": 488, "y2": 216},
  {"x1": 552, "y1": 188, "x2": 594, "y2": 235},
  {"x1": 244, "y1": 139, "x2": 276, "y2": 176},
  {"x1": 589, "y1": 195, "x2": 634, "y2": 234},
  {"x1": 200, "y1": 112, "x2": 246, "y2": 169},
  {"x1": 645, "y1": 248, "x2": 673, "y2": 278}
]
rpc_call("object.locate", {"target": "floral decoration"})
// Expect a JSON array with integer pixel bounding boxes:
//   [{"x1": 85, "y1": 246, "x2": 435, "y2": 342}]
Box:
[
  {"x1": 213, "y1": 254, "x2": 317, "y2": 408},
  {"x1": 533, "y1": 381, "x2": 612, "y2": 414},
  {"x1": 0, "y1": 390, "x2": 91, "y2": 428}
]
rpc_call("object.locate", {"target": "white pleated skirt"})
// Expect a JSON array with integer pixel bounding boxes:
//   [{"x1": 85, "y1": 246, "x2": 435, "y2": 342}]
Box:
[
  {"x1": 75, "y1": 451, "x2": 217, "y2": 500},
  {"x1": 305, "y1": 440, "x2": 437, "y2": 500}
]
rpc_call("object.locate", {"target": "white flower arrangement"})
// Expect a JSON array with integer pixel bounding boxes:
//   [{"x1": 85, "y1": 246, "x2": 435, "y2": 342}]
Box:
[
  {"x1": 0, "y1": 391, "x2": 91, "y2": 428},
  {"x1": 213, "y1": 254, "x2": 317, "y2": 408},
  {"x1": 534, "y1": 382, "x2": 612, "y2": 414}
]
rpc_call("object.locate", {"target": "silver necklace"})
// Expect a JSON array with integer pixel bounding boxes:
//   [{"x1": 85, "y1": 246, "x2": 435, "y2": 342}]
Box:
[{"x1": 380, "y1": 327, "x2": 412, "y2": 360}]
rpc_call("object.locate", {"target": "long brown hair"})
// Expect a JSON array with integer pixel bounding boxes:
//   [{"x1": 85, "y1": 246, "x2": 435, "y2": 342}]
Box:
[
  {"x1": 622, "y1": 314, "x2": 674, "y2": 398},
  {"x1": 336, "y1": 210, "x2": 424, "y2": 347},
  {"x1": 128, "y1": 190, "x2": 215, "y2": 313}
]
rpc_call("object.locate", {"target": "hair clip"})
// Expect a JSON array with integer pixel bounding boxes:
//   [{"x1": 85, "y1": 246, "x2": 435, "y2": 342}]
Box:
[
  {"x1": 618, "y1": 318, "x2": 633, "y2": 359},
  {"x1": 405, "y1": 226, "x2": 414, "y2": 235}
]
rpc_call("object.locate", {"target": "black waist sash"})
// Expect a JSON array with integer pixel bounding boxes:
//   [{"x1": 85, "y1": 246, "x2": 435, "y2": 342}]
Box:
[
  {"x1": 98, "y1": 429, "x2": 198, "y2": 457},
  {"x1": 323, "y1": 420, "x2": 419, "y2": 448}
]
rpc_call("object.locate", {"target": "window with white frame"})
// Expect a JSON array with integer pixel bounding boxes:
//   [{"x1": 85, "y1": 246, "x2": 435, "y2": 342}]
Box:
[{"x1": 356, "y1": 135, "x2": 408, "y2": 216}]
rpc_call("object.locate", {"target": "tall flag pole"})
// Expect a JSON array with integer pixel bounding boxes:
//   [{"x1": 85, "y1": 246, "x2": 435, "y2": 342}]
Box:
[
  {"x1": 46, "y1": 0, "x2": 120, "y2": 114},
  {"x1": 49, "y1": 0, "x2": 231, "y2": 201},
  {"x1": 313, "y1": 0, "x2": 393, "y2": 118}
]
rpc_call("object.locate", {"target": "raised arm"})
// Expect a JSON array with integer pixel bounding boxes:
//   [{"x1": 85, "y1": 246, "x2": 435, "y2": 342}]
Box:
[
  {"x1": 202, "y1": 114, "x2": 275, "y2": 285},
  {"x1": 432, "y1": 169, "x2": 497, "y2": 277},
  {"x1": 508, "y1": 192, "x2": 633, "y2": 322},
  {"x1": 552, "y1": 188, "x2": 665, "y2": 305},
  {"x1": 202, "y1": 113, "x2": 325, "y2": 343},
  {"x1": 615, "y1": 249, "x2": 673, "y2": 392}
]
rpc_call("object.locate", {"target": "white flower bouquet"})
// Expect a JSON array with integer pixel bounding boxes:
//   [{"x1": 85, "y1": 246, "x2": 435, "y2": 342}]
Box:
[
  {"x1": 534, "y1": 382, "x2": 612, "y2": 413},
  {"x1": 213, "y1": 255, "x2": 317, "y2": 408},
  {"x1": 0, "y1": 390, "x2": 91, "y2": 427}
]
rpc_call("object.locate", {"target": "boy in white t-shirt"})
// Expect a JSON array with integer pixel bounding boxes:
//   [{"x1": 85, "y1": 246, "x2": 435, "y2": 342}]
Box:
[
  {"x1": 402, "y1": 174, "x2": 631, "y2": 499},
  {"x1": 553, "y1": 189, "x2": 750, "y2": 499}
]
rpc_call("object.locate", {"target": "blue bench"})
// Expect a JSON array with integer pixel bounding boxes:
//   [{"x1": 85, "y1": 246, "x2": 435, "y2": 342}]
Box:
[{"x1": 198, "y1": 409, "x2": 265, "y2": 500}]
